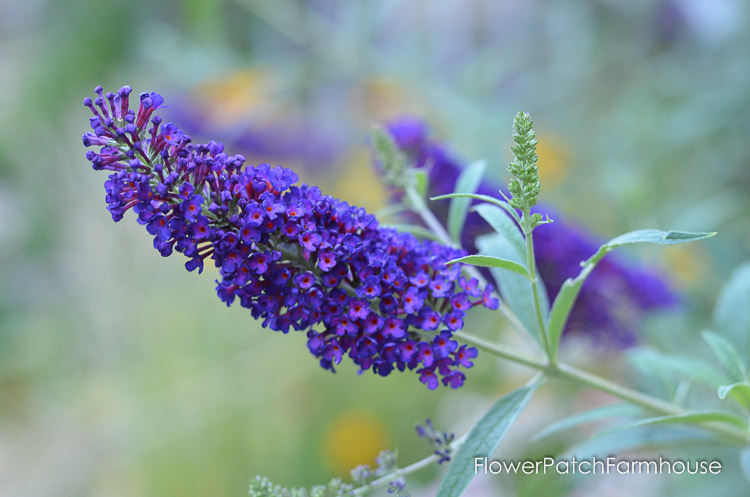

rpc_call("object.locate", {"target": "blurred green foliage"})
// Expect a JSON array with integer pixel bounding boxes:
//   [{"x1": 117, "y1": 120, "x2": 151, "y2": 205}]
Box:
[{"x1": 1, "y1": 0, "x2": 748, "y2": 495}]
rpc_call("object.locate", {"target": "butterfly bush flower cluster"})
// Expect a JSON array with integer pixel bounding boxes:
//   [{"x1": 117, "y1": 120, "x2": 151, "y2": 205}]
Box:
[
  {"x1": 385, "y1": 118, "x2": 677, "y2": 347},
  {"x1": 81, "y1": 86, "x2": 495, "y2": 389}
]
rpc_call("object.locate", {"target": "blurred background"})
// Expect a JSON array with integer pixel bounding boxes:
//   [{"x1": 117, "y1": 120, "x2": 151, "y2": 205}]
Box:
[{"x1": 0, "y1": 0, "x2": 749, "y2": 496}]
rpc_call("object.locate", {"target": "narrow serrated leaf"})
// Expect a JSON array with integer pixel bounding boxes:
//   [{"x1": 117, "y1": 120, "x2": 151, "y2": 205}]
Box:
[
  {"x1": 447, "y1": 160, "x2": 486, "y2": 244},
  {"x1": 437, "y1": 383, "x2": 538, "y2": 497},
  {"x1": 447, "y1": 255, "x2": 530, "y2": 278}
]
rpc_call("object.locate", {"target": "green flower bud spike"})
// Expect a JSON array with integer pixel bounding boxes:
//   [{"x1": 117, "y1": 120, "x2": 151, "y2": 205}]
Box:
[{"x1": 506, "y1": 112, "x2": 550, "y2": 230}]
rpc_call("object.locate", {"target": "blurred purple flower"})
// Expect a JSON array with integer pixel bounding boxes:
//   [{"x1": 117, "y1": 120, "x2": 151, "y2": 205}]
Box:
[{"x1": 384, "y1": 117, "x2": 678, "y2": 348}]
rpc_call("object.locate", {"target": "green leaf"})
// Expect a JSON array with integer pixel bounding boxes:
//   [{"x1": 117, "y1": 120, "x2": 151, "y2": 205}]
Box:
[
  {"x1": 447, "y1": 160, "x2": 487, "y2": 244},
  {"x1": 740, "y1": 447, "x2": 750, "y2": 484},
  {"x1": 476, "y1": 234, "x2": 545, "y2": 345},
  {"x1": 546, "y1": 277, "x2": 585, "y2": 360},
  {"x1": 605, "y1": 229, "x2": 716, "y2": 247},
  {"x1": 437, "y1": 383, "x2": 539, "y2": 497},
  {"x1": 595, "y1": 411, "x2": 748, "y2": 438},
  {"x1": 718, "y1": 383, "x2": 750, "y2": 411},
  {"x1": 473, "y1": 203, "x2": 526, "y2": 263},
  {"x1": 702, "y1": 330, "x2": 747, "y2": 383},
  {"x1": 545, "y1": 229, "x2": 717, "y2": 361},
  {"x1": 628, "y1": 348, "x2": 725, "y2": 390},
  {"x1": 714, "y1": 262, "x2": 750, "y2": 361},
  {"x1": 531, "y1": 403, "x2": 642, "y2": 442},
  {"x1": 446, "y1": 255, "x2": 530, "y2": 278},
  {"x1": 431, "y1": 193, "x2": 521, "y2": 224}
]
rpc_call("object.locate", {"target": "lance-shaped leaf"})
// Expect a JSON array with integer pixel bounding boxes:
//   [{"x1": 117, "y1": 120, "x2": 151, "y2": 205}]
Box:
[
  {"x1": 546, "y1": 229, "x2": 717, "y2": 362},
  {"x1": 437, "y1": 382, "x2": 539, "y2": 497},
  {"x1": 473, "y1": 203, "x2": 526, "y2": 263},
  {"x1": 447, "y1": 160, "x2": 486, "y2": 244},
  {"x1": 446, "y1": 254, "x2": 530, "y2": 278},
  {"x1": 476, "y1": 234, "x2": 547, "y2": 345}
]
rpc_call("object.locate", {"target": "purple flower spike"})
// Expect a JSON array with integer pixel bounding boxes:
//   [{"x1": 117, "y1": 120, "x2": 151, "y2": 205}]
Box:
[{"x1": 81, "y1": 86, "x2": 499, "y2": 389}]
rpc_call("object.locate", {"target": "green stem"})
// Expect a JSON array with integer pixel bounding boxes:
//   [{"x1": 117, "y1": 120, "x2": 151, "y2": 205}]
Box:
[
  {"x1": 454, "y1": 331, "x2": 747, "y2": 445},
  {"x1": 351, "y1": 435, "x2": 468, "y2": 496},
  {"x1": 522, "y1": 208, "x2": 552, "y2": 361}
]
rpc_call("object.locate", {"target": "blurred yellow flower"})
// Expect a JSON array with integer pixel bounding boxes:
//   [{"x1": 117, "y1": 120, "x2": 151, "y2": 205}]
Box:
[
  {"x1": 331, "y1": 150, "x2": 388, "y2": 213},
  {"x1": 352, "y1": 76, "x2": 423, "y2": 122},
  {"x1": 534, "y1": 132, "x2": 570, "y2": 188},
  {"x1": 321, "y1": 409, "x2": 390, "y2": 476},
  {"x1": 664, "y1": 245, "x2": 708, "y2": 287},
  {"x1": 192, "y1": 69, "x2": 275, "y2": 126}
]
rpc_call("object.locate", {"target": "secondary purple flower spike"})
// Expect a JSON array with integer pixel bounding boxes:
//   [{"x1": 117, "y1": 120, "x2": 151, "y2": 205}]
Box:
[
  {"x1": 385, "y1": 117, "x2": 677, "y2": 347},
  {"x1": 81, "y1": 86, "x2": 491, "y2": 389}
]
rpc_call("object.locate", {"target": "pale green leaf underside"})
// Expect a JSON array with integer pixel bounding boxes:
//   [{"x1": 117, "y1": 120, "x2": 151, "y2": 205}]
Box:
[
  {"x1": 472, "y1": 203, "x2": 526, "y2": 263},
  {"x1": 437, "y1": 384, "x2": 538, "y2": 497},
  {"x1": 447, "y1": 160, "x2": 486, "y2": 244}
]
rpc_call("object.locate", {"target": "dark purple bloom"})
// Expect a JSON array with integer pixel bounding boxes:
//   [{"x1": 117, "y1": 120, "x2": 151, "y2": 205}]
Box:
[
  {"x1": 348, "y1": 299, "x2": 369, "y2": 320},
  {"x1": 455, "y1": 345, "x2": 478, "y2": 368},
  {"x1": 161, "y1": 122, "x2": 183, "y2": 146},
  {"x1": 294, "y1": 271, "x2": 315, "y2": 289},
  {"x1": 418, "y1": 368, "x2": 439, "y2": 390},
  {"x1": 357, "y1": 276, "x2": 382, "y2": 299},
  {"x1": 403, "y1": 287, "x2": 424, "y2": 314},
  {"x1": 146, "y1": 215, "x2": 171, "y2": 241},
  {"x1": 317, "y1": 250, "x2": 337, "y2": 272},
  {"x1": 420, "y1": 308, "x2": 442, "y2": 331},
  {"x1": 432, "y1": 331, "x2": 458, "y2": 358},
  {"x1": 383, "y1": 317, "x2": 406, "y2": 339},
  {"x1": 481, "y1": 284, "x2": 499, "y2": 310},
  {"x1": 82, "y1": 86, "x2": 498, "y2": 389},
  {"x1": 180, "y1": 194, "x2": 203, "y2": 222},
  {"x1": 442, "y1": 371, "x2": 466, "y2": 389},
  {"x1": 417, "y1": 343, "x2": 435, "y2": 367},
  {"x1": 444, "y1": 311, "x2": 464, "y2": 331},
  {"x1": 298, "y1": 230, "x2": 322, "y2": 251}
]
